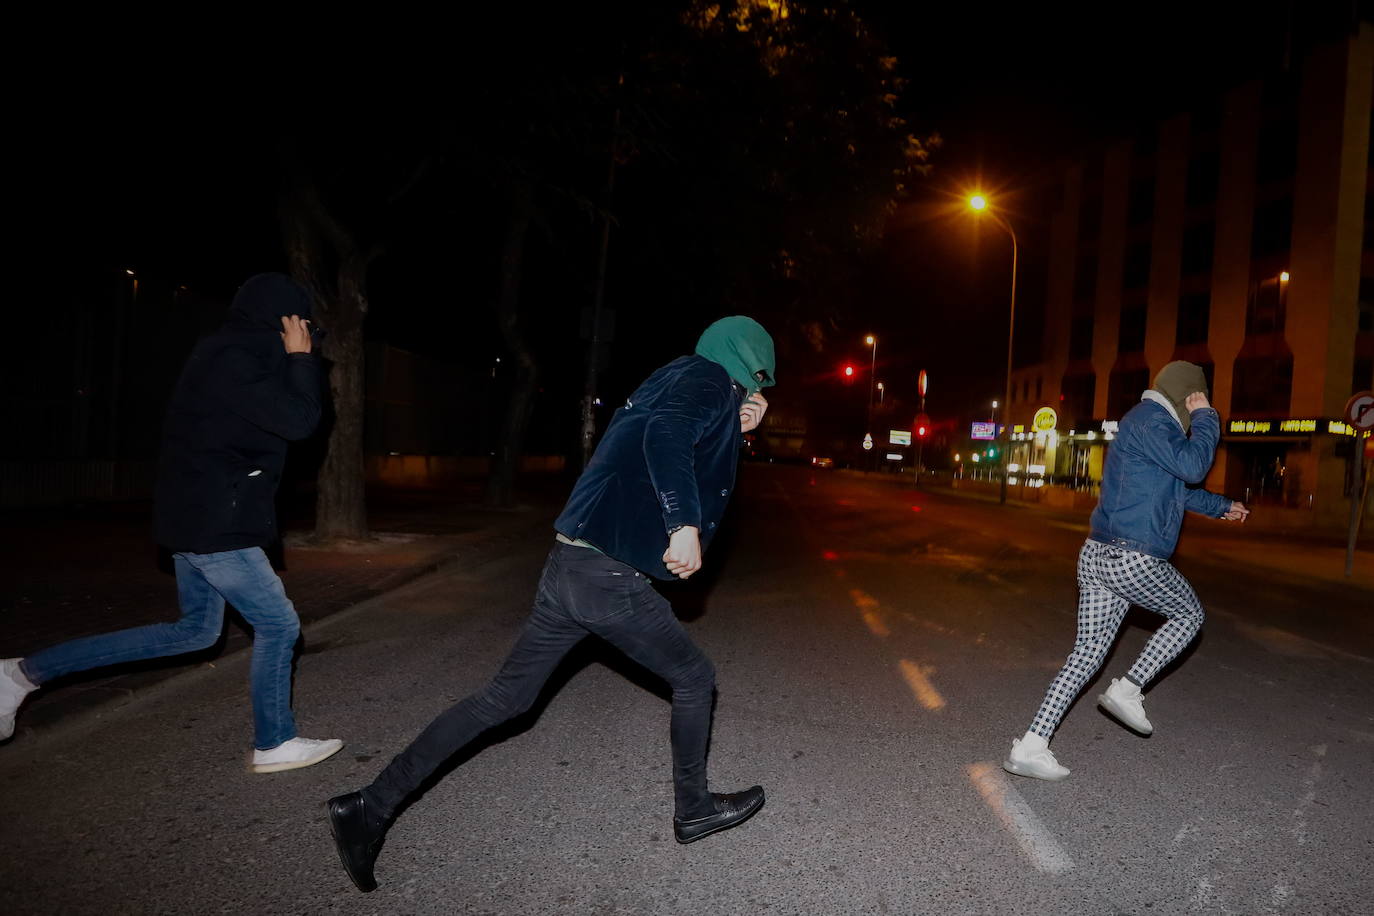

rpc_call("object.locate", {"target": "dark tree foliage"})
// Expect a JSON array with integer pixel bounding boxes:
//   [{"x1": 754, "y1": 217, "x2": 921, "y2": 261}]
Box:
[{"x1": 281, "y1": 0, "x2": 935, "y2": 519}]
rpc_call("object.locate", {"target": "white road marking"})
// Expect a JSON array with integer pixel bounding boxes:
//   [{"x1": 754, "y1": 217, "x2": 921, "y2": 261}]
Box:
[
  {"x1": 898, "y1": 659, "x2": 946, "y2": 711},
  {"x1": 966, "y1": 762, "x2": 1074, "y2": 875},
  {"x1": 1291, "y1": 744, "x2": 1326, "y2": 846}
]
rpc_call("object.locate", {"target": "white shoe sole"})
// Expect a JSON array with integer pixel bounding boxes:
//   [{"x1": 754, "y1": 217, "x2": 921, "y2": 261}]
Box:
[
  {"x1": 1002, "y1": 757, "x2": 1070, "y2": 781},
  {"x1": 251, "y1": 741, "x2": 344, "y2": 773},
  {"x1": 1097, "y1": 693, "x2": 1153, "y2": 735}
]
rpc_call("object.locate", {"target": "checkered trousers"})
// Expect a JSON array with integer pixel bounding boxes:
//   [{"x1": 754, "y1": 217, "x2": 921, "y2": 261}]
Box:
[{"x1": 1029, "y1": 539, "x2": 1205, "y2": 738}]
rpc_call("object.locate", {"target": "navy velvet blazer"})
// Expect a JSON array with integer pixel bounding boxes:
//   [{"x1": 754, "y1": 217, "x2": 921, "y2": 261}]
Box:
[{"x1": 554, "y1": 355, "x2": 744, "y2": 580}]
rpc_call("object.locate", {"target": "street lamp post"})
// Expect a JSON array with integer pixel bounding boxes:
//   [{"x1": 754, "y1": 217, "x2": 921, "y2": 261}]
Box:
[
  {"x1": 865, "y1": 334, "x2": 877, "y2": 470},
  {"x1": 969, "y1": 195, "x2": 1018, "y2": 505}
]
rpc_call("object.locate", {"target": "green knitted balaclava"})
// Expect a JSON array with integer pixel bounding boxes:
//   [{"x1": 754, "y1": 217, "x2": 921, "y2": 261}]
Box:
[
  {"x1": 1152, "y1": 361, "x2": 1209, "y2": 433},
  {"x1": 695, "y1": 316, "x2": 777, "y2": 395}
]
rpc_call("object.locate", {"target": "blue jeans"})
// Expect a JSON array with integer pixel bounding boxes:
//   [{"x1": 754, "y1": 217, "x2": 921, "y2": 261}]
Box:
[
  {"x1": 21, "y1": 547, "x2": 300, "y2": 749},
  {"x1": 363, "y1": 542, "x2": 719, "y2": 820}
]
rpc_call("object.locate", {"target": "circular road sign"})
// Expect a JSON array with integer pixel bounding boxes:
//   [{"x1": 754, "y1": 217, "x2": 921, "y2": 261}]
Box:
[
  {"x1": 1345, "y1": 391, "x2": 1374, "y2": 430},
  {"x1": 863, "y1": 433, "x2": 874, "y2": 451},
  {"x1": 1032, "y1": 407, "x2": 1058, "y2": 432}
]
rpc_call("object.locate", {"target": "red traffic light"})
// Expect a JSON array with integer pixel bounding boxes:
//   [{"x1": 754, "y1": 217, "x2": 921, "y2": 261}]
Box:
[
  {"x1": 844, "y1": 365, "x2": 855, "y2": 377},
  {"x1": 913, "y1": 412, "x2": 931, "y2": 439}
]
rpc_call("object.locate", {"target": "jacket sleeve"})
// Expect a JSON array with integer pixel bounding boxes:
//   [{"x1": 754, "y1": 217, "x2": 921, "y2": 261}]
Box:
[
  {"x1": 1184, "y1": 485, "x2": 1232, "y2": 517},
  {"x1": 216, "y1": 348, "x2": 323, "y2": 441},
  {"x1": 643, "y1": 371, "x2": 733, "y2": 534},
  {"x1": 1135, "y1": 407, "x2": 1220, "y2": 484}
]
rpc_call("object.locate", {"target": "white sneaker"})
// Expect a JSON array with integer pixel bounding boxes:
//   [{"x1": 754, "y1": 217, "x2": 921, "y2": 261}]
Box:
[
  {"x1": 1098, "y1": 677, "x2": 1153, "y2": 735},
  {"x1": 1003, "y1": 731, "x2": 1070, "y2": 781},
  {"x1": 251, "y1": 736, "x2": 344, "y2": 773},
  {"x1": 1, "y1": 658, "x2": 38, "y2": 741}
]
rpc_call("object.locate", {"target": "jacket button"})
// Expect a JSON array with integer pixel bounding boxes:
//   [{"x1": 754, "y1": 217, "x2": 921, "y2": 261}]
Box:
[
  {"x1": 720, "y1": 488, "x2": 728, "y2": 496},
  {"x1": 708, "y1": 522, "x2": 717, "y2": 529}
]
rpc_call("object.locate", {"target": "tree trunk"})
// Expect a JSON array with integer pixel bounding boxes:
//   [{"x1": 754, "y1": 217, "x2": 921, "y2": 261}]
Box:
[
  {"x1": 281, "y1": 178, "x2": 376, "y2": 542},
  {"x1": 487, "y1": 180, "x2": 539, "y2": 509},
  {"x1": 314, "y1": 263, "x2": 369, "y2": 540}
]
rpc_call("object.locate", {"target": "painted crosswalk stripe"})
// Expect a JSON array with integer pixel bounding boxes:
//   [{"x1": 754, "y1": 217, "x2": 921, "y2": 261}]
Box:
[{"x1": 967, "y1": 762, "x2": 1075, "y2": 875}]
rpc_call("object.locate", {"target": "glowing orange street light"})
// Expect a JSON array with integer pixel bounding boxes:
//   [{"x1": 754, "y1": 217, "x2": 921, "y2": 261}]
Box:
[{"x1": 967, "y1": 192, "x2": 1018, "y2": 506}]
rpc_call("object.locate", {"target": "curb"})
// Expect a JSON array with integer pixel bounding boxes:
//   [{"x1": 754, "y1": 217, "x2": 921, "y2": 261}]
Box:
[{"x1": 2, "y1": 510, "x2": 557, "y2": 748}]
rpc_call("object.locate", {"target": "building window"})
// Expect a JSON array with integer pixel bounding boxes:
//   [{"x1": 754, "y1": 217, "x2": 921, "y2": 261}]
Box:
[
  {"x1": 1247, "y1": 275, "x2": 1288, "y2": 336},
  {"x1": 1119, "y1": 305, "x2": 1147, "y2": 353},
  {"x1": 1186, "y1": 150, "x2": 1220, "y2": 207},
  {"x1": 1365, "y1": 193, "x2": 1373, "y2": 251},
  {"x1": 1251, "y1": 197, "x2": 1292, "y2": 258},
  {"x1": 1080, "y1": 184, "x2": 1102, "y2": 241},
  {"x1": 1358, "y1": 277, "x2": 1374, "y2": 333},
  {"x1": 1176, "y1": 291, "x2": 1211, "y2": 345},
  {"x1": 1232, "y1": 355, "x2": 1293, "y2": 414},
  {"x1": 1061, "y1": 373, "x2": 1096, "y2": 424},
  {"x1": 1181, "y1": 220, "x2": 1215, "y2": 275},
  {"x1": 1108, "y1": 368, "x2": 1151, "y2": 419},
  {"x1": 1075, "y1": 253, "x2": 1098, "y2": 302},
  {"x1": 1353, "y1": 358, "x2": 1373, "y2": 395},
  {"x1": 1123, "y1": 242, "x2": 1152, "y2": 290},
  {"x1": 1070, "y1": 315, "x2": 1094, "y2": 360},
  {"x1": 1128, "y1": 176, "x2": 1155, "y2": 226},
  {"x1": 1255, "y1": 117, "x2": 1297, "y2": 185},
  {"x1": 1036, "y1": 377, "x2": 1043, "y2": 401}
]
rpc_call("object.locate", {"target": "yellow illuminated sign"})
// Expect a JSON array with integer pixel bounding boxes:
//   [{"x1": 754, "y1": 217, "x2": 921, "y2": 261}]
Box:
[
  {"x1": 1032, "y1": 407, "x2": 1058, "y2": 432},
  {"x1": 1227, "y1": 417, "x2": 1352, "y2": 436}
]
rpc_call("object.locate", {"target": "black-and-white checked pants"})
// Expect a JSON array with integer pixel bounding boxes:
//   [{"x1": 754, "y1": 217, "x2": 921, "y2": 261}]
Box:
[{"x1": 1029, "y1": 539, "x2": 1205, "y2": 738}]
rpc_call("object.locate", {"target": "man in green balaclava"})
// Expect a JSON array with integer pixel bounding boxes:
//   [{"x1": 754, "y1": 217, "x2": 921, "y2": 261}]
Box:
[
  {"x1": 328, "y1": 317, "x2": 775, "y2": 892},
  {"x1": 1002, "y1": 360, "x2": 1249, "y2": 783}
]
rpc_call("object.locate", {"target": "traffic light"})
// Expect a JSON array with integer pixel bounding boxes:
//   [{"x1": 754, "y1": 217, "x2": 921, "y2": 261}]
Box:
[
  {"x1": 842, "y1": 364, "x2": 856, "y2": 383},
  {"x1": 913, "y1": 412, "x2": 931, "y2": 440}
]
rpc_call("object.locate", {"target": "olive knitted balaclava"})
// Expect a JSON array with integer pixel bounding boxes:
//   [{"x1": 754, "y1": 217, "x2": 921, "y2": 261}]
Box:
[
  {"x1": 695, "y1": 316, "x2": 777, "y2": 395},
  {"x1": 1152, "y1": 361, "x2": 1209, "y2": 433}
]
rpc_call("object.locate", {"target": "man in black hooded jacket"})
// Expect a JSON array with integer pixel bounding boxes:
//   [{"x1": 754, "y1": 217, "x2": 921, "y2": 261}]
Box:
[
  {"x1": 326, "y1": 316, "x2": 775, "y2": 893},
  {"x1": 0, "y1": 273, "x2": 343, "y2": 772}
]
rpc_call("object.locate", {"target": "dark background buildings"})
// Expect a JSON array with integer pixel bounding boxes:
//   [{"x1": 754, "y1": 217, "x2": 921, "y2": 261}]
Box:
[{"x1": 7, "y1": 1, "x2": 1371, "y2": 501}]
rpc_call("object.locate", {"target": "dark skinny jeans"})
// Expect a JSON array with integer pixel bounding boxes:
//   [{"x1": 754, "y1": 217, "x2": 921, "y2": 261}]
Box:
[{"x1": 363, "y1": 542, "x2": 718, "y2": 820}]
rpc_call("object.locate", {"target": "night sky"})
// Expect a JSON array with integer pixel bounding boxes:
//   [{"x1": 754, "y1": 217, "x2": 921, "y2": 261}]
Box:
[{"x1": 21, "y1": 1, "x2": 1368, "y2": 453}]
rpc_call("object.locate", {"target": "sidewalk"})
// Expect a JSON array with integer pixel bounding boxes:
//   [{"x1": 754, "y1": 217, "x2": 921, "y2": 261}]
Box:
[
  {"x1": 837, "y1": 468, "x2": 1374, "y2": 591},
  {"x1": 0, "y1": 478, "x2": 566, "y2": 737}
]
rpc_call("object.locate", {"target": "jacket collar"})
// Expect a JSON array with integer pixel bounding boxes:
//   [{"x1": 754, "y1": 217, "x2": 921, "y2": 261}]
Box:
[{"x1": 1141, "y1": 389, "x2": 1184, "y2": 430}]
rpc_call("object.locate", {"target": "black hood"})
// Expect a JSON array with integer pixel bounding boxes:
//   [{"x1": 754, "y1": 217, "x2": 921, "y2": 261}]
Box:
[{"x1": 225, "y1": 273, "x2": 313, "y2": 332}]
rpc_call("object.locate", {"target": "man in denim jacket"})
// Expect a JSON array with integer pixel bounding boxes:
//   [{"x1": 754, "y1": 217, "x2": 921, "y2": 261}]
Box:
[
  {"x1": 1003, "y1": 361, "x2": 1249, "y2": 781},
  {"x1": 327, "y1": 317, "x2": 775, "y2": 892}
]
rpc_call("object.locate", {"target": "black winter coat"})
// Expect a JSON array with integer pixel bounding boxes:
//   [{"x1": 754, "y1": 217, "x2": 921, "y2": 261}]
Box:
[
  {"x1": 153, "y1": 274, "x2": 322, "y2": 554},
  {"x1": 554, "y1": 355, "x2": 744, "y2": 580}
]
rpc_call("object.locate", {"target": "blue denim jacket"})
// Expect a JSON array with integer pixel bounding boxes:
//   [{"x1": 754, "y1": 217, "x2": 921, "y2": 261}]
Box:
[
  {"x1": 555, "y1": 355, "x2": 743, "y2": 580},
  {"x1": 1089, "y1": 397, "x2": 1232, "y2": 559}
]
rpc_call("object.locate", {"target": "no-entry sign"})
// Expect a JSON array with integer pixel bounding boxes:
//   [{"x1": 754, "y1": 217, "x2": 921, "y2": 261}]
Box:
[{"x1": 1345, "y1": 391, "x2": 1374, "y2": 430}]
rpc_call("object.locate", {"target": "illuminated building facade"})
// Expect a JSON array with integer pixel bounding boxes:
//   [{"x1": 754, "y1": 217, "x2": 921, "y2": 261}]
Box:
[{"x1": 1008, "y1": 24, "x2": 1373, "y2": 528}]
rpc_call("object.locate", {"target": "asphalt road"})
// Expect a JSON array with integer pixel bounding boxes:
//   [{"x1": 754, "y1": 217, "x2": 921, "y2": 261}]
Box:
[{"x1": 2, "y1": 464, "x2": 1371, "y2": 914}]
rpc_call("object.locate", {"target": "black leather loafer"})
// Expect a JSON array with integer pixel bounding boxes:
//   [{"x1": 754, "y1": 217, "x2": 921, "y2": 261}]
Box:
[
  {"x1": 673, "y1": 786, "x2": 766, "y2": 844},
  {"x1": 327, "y1": 791, "x2": 386, "y2": 892}
]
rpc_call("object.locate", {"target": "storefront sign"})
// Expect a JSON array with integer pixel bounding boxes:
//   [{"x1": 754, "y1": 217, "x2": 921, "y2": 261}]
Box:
[
  {"x1": 1032, "y1": 407, "x2": 1058, "y2": 432},
  {"x1": 970, "y1": 422, "x2": 996, "y2": 441},
  {"x1": 1227, "y1": 417, "x2": 1350, "y2": 437}
]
